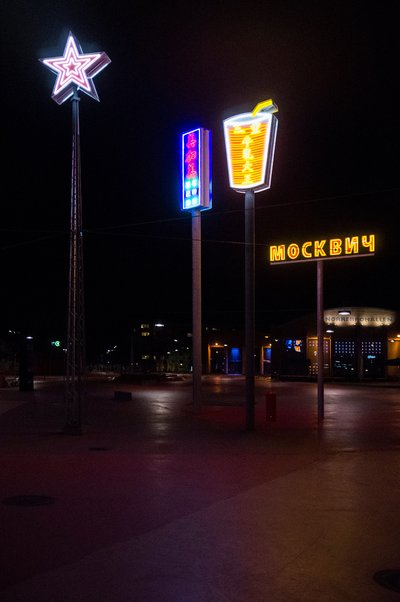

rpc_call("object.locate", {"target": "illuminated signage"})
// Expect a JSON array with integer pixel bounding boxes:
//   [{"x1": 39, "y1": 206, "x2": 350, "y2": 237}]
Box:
[
  {"x1": 181, "y1": 128, "x2": 212, "y2": 211},
  {"x1": 324, "y1": 307, "x2": 395, "y2": 327},
  {"x1": 269, "y1": 234, "x2": 375, "y2": 264},
  {"x1": 40, "y1": 32, "x2": 111, "y2": 104},
  {"x1": 285, "y1": 339, "x2": 303, "y2": 352},
  {"x1": 223, "y1": 99, "x2": 278, "y2": 193}
]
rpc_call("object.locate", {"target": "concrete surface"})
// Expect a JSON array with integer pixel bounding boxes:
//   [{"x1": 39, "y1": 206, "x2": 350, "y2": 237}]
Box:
[{"x1": 0, "y1": 376, "x2": 399, "y2": 601}]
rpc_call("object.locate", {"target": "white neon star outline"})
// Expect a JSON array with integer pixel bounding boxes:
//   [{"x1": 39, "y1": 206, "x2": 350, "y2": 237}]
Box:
[{"x1": 41, "y1": 32, "x2": 111, "y2": 104}]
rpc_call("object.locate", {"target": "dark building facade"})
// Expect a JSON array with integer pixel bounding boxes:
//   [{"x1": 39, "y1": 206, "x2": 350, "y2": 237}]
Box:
[
  {"x1": 127, "y1": 307, "x2": 400, "y2": 381},
  {"x1": 270, "y1": 307, "x2": 400, "y2": 380}
]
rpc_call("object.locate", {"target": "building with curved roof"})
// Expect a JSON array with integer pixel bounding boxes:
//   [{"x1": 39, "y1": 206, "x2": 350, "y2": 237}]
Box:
[{"x1": 270, "y1": 307, "x2": 400, "y2": 380}]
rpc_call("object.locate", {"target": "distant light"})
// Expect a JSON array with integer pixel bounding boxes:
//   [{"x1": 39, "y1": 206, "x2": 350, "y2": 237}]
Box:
[
  {"x1": 230, "y1": 347, "x2": 240, "y2": 361},
  {"x1": 26, "y1": 336, "x2": 33, "y2": 340},
  {"x1": 154, "y1": 323, "x2": 164, "y2": 327},
  {"x1": 326, "y1": 329, "x2": 334, "y2": 334},
  {"x1": 338, "y1": 310, "x2": 351, "y2": 316}
]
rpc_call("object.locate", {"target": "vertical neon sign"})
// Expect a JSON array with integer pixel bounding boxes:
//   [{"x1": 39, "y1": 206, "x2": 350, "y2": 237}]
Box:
[{"x1": 181, "y1": 128, "x2": 211, "y2": 211}]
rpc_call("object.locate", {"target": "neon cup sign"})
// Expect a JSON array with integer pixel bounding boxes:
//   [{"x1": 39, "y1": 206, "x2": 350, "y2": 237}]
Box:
[
  {"x1": 223, "y1": 99, "x2": 278, "y2": 193},
  {"x1": 40, "y1": 32, "x2": 111, "y2": 104},
  {"x1": 222, "y1": 100, "x2": 278, "y2": 430}
]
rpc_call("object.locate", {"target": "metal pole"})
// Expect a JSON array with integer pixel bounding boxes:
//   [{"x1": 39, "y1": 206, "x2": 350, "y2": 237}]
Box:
[
  {"x1": 245, "y1": 189, "x2": 255, "y2": 430},
  {"x1": 64, "y1": 90, "x2": 85, "y2": 434},
  {"x1": 317, "y1": 260, "x2": 324, "y2": 421},
  {"x1": 192, "y1": 208, "x2": 202, "y2": 411}
]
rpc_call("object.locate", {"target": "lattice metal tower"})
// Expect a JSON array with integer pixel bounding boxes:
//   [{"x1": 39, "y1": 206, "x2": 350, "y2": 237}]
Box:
[
  {"x1": 40, "y1": 33, "x2": 110, "y2": 435},
  {"x1": 64, "y1": 91, "x2": 86, "y2": 434}
]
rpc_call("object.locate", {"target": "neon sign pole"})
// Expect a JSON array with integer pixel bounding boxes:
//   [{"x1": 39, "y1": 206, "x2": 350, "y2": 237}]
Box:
[
  {"x1": 181, "y1": 128, "x2": 212, "y2": 411},
  {"x1": 269, "y1": 233, "x2": 376, "y2": 420},
  {"x1": 41, "y1": 33, "x2": 110, "y2": 434},
  {"x1": 317, "y1": 260, "x2": 324, "y2": 420},
  {"x1": 223, "y1": 100, "x2": 278, "y2": 431},
  {"x1": 245, "y1": 186, "x2": 255, "y2": 430}
]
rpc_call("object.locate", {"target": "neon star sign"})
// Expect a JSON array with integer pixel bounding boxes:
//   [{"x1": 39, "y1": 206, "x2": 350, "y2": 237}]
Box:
[{"x1": 40, "y1": 32, "x2": 111, "y2": 104}]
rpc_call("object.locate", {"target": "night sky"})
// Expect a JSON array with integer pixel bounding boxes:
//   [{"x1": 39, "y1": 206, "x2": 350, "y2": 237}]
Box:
[{"x1": 2, "y1": 1, "x2": 399, "y2": 361}]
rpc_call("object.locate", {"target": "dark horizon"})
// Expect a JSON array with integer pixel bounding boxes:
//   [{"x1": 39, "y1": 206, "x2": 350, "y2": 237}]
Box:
[{"x1": 2, "y1": 1, "x2": 399, "y2": 361}]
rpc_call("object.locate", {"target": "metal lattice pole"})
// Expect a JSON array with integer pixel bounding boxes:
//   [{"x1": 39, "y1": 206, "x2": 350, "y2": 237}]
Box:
[
  {"x1": 40, "y1": 33, "x2": 110, "y2": 435},
  {"x1": 64, "y1": 90, "x2": 86, "y2": 434}
]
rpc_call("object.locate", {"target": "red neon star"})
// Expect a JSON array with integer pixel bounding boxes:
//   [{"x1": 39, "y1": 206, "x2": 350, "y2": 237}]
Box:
[{"x1": 41, "y1": 32, "x2": 111, "y2": 104}]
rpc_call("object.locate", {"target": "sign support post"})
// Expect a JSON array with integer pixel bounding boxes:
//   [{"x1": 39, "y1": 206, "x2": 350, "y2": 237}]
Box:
[
  {"x1": 317, "y1": 260, "x2": 324, "y2": 421},
  {"x1": 245, "y1": 189, "x2": 255, "y2": 430},
  {"x1": 192, "y1": 207, "x2": 202, "y2": 412},
  {"x1": 64, "y1": 90, "x2": 85, "y2": 433}
]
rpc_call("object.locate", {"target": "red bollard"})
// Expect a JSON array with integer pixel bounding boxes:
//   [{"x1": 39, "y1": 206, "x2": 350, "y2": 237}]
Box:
[{"x1": 265, "y1": 392, "x2": 276, "y2": 421}]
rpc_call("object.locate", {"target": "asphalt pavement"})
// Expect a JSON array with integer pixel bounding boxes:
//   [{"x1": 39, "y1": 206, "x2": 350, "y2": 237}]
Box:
[{"x1": 0, "y1": 375, "x2": 399, "y2": 601}]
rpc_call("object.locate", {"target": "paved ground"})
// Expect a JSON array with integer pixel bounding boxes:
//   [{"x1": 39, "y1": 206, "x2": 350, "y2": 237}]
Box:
[{"x1": 0, "y1": 375, "x2": 399, "y2": 601}]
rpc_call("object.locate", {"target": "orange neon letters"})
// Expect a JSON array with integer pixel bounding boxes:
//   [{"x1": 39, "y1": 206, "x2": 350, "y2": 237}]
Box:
[{"x1": 269, "y1": 234, "x2": 375, "y2": 264}]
